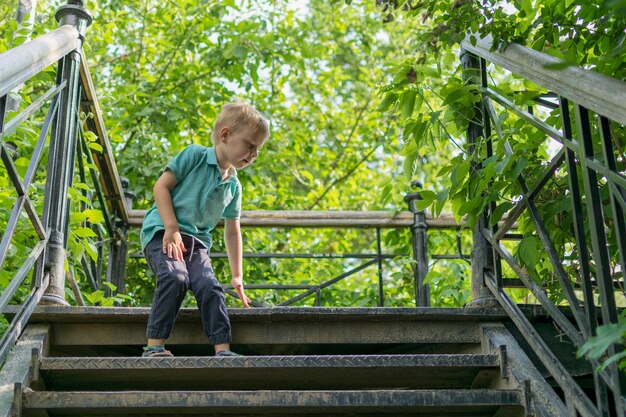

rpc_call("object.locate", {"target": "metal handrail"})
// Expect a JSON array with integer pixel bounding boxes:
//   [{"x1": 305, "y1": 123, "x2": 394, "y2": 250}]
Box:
[
  {"x1": 127, "y1": 209, "x2": 483, "y2": 307},
  {"x1": 128, "y1": 209, "x2": 459, "y2": 228},
  {"x1": 461, "y1": 36, "x2": 626, "y2": 417},
  {"x1": 460, "y1": 34, "x2": 626, "y2": 125},
  {"x1": 0, "y1": 1, "x2": 118, "y2": 365},
  {"x1": 0, "y1": 25, "x2": 80, "y2": 97}
]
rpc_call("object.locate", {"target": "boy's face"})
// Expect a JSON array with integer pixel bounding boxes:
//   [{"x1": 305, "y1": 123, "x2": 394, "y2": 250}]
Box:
[{"x1": 219, "y1": 127, "x2": 266, "y2": 170}]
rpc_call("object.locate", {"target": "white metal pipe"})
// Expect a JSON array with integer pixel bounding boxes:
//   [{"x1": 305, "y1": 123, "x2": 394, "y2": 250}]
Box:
[{"x1": 0, "y1": 25, "x2": 79, "y2": 98}]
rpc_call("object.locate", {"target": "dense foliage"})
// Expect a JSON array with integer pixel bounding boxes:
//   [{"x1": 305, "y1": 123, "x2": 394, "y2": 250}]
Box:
[{"x1": 2, "y1": 0, "x2": 466, "y2": 310}]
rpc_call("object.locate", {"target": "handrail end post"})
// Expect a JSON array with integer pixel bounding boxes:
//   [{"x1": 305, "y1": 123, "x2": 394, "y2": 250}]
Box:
[
  {"x1": 55, "y1": 2, "x2": 93, "y2": 40},
  {"x1": 405, "y1": 180, "x2": 430, "y2": 307},
  {"x1": 39, "y1": 231, "x2": 70, "y2": 306}
]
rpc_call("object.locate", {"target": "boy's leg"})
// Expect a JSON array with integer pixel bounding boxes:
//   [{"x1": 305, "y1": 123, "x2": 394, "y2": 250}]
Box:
[
  {"x1": 144, "y1": 234, "x2": 190, "y2": 344},
  {"x1": 186, "y1": 247, "x2": 233, "y2": 352}
]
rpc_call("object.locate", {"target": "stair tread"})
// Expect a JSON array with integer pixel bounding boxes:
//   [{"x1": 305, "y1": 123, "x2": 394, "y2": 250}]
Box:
[
  {"x1": 38, "y1": 354, "x2": 502, "y2": 391},
  {"x1": 40, "y1": 354, "x2": 500, "y2": 369},
  {"x1": 24, "y1": 389, "x2": 523, "y2": 410},
  {"x1": 11, "y1": 306, "x2": 510, "y2": 323}
]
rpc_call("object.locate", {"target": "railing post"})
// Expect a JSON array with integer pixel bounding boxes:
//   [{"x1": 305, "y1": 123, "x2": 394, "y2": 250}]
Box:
[
  {"x1": 40, "y1": 1, "x2": 92, "y2": 305},
  {"x1": 460, "y1": 47, "x2": 499, "y2": 308},
  {"x1": 405, "y1": 181, "x2": 430, "y2": 307},
  {"x1": 106, "y1": 178, "x2": 134, "y2": 297}
]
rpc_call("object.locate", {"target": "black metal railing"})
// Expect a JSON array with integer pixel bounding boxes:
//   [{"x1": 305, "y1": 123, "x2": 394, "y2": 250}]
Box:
[
  {"x1": 127, "y1": 208, "x2": 470, "y2": 308},
  {"x1": 0, "y1": 1, "x2": 129, "y2": 363},
  {"x1": 461, "y1": 35, "x2": 626, "y2": 417}
]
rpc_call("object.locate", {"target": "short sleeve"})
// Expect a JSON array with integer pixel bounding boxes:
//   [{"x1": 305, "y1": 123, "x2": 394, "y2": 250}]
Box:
[
  {"x1": 165, "y1": 145, "x2": 204, "y2": 183},
  {"x1": 222, "y1": 181, "x2": 242, "y2": 219}
]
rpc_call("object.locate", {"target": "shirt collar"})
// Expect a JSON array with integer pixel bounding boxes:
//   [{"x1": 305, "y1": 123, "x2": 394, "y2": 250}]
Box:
[{"x1": 205, "y1": 146, "x2": 237, "y2": 178}]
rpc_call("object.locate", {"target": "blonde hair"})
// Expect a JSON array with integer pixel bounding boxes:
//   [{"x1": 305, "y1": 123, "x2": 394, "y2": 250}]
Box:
[{"x1": 211, "y1": 102, "x2": 269, "y2": 144}]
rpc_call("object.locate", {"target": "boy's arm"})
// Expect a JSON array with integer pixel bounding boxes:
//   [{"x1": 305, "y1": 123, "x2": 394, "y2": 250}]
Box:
[
  {"x1": 224, "y1": 218, "x2": 251, "y2": 308},
  {"x1": 154, "y1": 170, "x2": 186, "y2": 261}
]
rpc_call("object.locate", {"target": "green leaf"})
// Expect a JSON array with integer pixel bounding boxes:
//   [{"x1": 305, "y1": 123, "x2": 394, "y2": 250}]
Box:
[
  {"x1": 441, "y1": 85, "x2": 468, "y2": 106},
  {"x1": 412, "y1": 120, "x2": 428, "y2": 147},
  {"x1": 436, "y1": 164, "x2": 454, "y2": 178},
  {"x1": 88, "y1": 142, "x2": 104, "y2": 153},
  {"x1": 378, "y1": 92, "x2": 398, "y2": 112},
  {"x1": 85, "y1": 290, "x2": 105, "y2": 305},
  {"x1": 578, "y1": 323, "x2": 626, "y2": 360},
  {"x1": 490, "y1": 202, "x2": 513, "y2": 227},
  {"x1": 413, "y1": 65, "x2": 440, "y2": 78},
  {"x1": 518, "y1": 236, "x2": 539, "y2": 267},
  {"x1": 597, "y1": 350, "x2": 626, "y2": 373},
  {"x1": 399, "y1": 90, "x2": 417, "y2": 119},
  {"x1": 72, "y1": 183, "x2": 92, "y2": 192},
  {"x1": 82, "y1": 209, "x2": 105, "y2": 223},
  {"x1": 84, "y1": 241, "x2": 98, "y2": 262},
  {"x1": 415, "y1": 199, "x2": 433, "y2": 211},
  {"x1": 452, "y1": 162, "x2": 470, "y2": 187},
  {"x1": 510, "y1": 157, "x2": 528, "y2": 178},
  {"x1": 403, "y1": 153, "x2": 417, "y2": 180},
  {"x1": 423, "y1": 270, "x2": 442, "y2": 285},
  {"x1": 418, "y1": 190, "x2": 437, "y2": 201},
  {"x1": 74, "y1": 227, "x2": 97, "y2": 238},
  {"x1": 380, "y1": 182, "x2": 393, "y2": 204},
  {"x1": 433, "y1": 189, "x2": 449, "y2": 217},
  {"x1": 68, "y1": 238, "x2": 84, "y2": 260},
  {"x1": 14, "y1": 157, "x2": 30, "y2": 167}
]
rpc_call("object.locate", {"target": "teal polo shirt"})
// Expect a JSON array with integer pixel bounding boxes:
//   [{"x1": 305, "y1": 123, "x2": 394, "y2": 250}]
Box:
[{"x1": 140, "y1": 145, "x2": 242, "y2": 251}]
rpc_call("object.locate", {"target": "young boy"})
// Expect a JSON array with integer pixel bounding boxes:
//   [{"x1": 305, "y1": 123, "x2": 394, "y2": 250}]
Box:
[{"x1": 140, "y1": 102, "x2": 269, "y2": 357}]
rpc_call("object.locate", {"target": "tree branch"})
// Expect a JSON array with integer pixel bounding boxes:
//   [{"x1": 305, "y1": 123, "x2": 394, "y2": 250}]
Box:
[
  {"x1": 307, "y1": 144, "x2": 381, "y2": 210},
  {"x1": 150, "y1": 22, "x2": 195, "y2": 94},
  {"x1": 307, "y1": 119, "x2": 394, "y2": 211},
  {"x1": 330, "y1": 97, "x2": 372, "y2": 170},
  {"x1": 94, "y1": 48, "x2": 143, "y2": 70}
]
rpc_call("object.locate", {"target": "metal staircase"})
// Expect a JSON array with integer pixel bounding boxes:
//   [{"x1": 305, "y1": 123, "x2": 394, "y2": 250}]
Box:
[{"x1": 6, "y1": 306, "x2": 564, "y2": 417}]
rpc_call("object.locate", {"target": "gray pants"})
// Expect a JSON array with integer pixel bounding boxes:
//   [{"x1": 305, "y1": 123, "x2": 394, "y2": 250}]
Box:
[{"x1": 144, "y1": 232, "x2": 231, "y2": 345}]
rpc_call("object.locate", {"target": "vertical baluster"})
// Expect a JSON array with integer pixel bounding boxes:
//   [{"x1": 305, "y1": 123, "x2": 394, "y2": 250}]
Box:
[
  {"x1": 598, "y1": 116, "x2": 626, "y2": 299},
  {"x1": 40, "y1": 1, "x2": 92, "y2": 305},
  {"x1": 376, "y1": 227, "x2": 384, "y2": 307},
  {"x1": 575, "y1": 104, "x2": 623, "y2": 417},
  {"x1": 560, "y1": 98, "x2": 609, "y2": 415},
  {"x1": 597, "y1": 114, "x2": 626, "y2": 412},
  {"x1": 461, "y1": 49, "x2": 497, "y2": 308},
  {"x1": 0, "y1": 94, "x2": 7, "y2": 133},
  {"x1": 405, "y1": 182, "x2": 430, "y2": 307}
]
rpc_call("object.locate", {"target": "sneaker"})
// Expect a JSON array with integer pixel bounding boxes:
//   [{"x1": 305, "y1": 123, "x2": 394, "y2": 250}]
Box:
[
  {"x1": 215, "y1": 349, "x2": 242, "y2": 357},
  {"x1": 142, "y1": 345, "x2": 173, "y2": 357}
]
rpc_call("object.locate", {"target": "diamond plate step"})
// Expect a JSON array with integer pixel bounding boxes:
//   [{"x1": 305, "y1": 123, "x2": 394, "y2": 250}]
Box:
[
  {"x1": 37, "y1": 354, "x2": 501, "y2": 391},
  {"x1": 22, "y1": 388, "x2": 525, "y2": 416}
]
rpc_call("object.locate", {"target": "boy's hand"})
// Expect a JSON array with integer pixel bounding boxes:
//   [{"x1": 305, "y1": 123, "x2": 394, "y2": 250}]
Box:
[
  {"x1": 163, "y1": 229, "x2": 186, "y2": 262},
  {"x1": 231, "y1": 277, "x2": 251, "y2": 308}
]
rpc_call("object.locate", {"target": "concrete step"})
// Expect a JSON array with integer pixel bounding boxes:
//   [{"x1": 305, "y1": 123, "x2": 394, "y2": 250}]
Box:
[
  {"x1": 37, "y1": 354, "x2": 502, "y2": 391},
  {"x1": 13, "y1": 306, "x2": 509, "y2": 356},
  {"x1": 22, "y1": 388, "x2": 526, "y2": 417}
]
